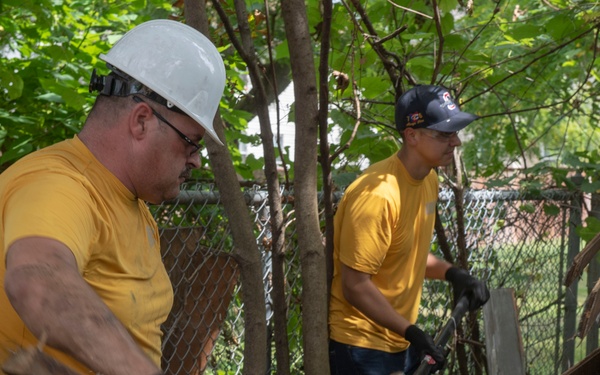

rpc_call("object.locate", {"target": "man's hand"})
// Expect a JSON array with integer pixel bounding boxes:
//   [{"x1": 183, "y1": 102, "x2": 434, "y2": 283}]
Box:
[
  {"x1": 1, "y1": 336, "x2": 80, "y2": 375},
  {"x1": 404, "y1": 325, "x2": 445, "y2": 373},
  {"x1": 445, "y1": 267, "x2": 490, "y2": 311}
]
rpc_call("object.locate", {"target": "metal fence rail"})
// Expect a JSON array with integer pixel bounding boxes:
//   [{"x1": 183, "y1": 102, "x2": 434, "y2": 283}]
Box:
[{"x1": 152, "y1": 183, "x2": 588, "y2": 375}]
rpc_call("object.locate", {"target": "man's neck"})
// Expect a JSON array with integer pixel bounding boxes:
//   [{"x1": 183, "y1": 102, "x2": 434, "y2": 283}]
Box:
[{"x1": 397, "y1": 148, "x2": 432, "y2": 180}]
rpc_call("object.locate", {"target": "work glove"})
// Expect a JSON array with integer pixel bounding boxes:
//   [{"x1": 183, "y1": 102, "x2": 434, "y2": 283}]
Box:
[
  {"x1": 445, "y1": 266, "x2": 490, "y2": 311},
  {"x1": 405, "y1": 325, "x2": 445, "y2": 373}
]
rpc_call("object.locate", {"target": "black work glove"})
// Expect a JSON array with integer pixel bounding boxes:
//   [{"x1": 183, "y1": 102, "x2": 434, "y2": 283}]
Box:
[
  {"x1": 445, "y1": 266, "x2": 490, "y2": 311},
  {"x1": 405, "y1": 325, "x2": 445, "y2": 373}
]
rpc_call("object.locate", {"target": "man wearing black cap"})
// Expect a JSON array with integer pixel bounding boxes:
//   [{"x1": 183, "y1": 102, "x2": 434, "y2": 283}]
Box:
[{"x1": 328, "y1": 85, "x2": 490, "y2": 375}]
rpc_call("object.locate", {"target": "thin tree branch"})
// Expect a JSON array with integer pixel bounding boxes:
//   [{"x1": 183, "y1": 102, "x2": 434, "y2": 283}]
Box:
[
  {"x1": 482, "y1": 26, "x2": 600, "y2": 176},
  {"x1": 385, "y1": 0, "x2": 432, "y2": 20},
  {"x1": 375, "y1": 25, "x2": 408, "y2": 46},
  {"x1": 262, "y1": 2, "x2": 290, "y2": 185},
  {"x1": 330, "y1": 78, "x2": 361, "y2": 163},
  {"x1": 431, "y1": 0, "x2": 444, "y2": 84},
  {"x1": 344, "y1": 0, "x2": 411, "y2": 90},
  {"x1": 440, "y1": 4, "x2": 501, "y2": 92},
  {"x1": 489, "y1": 86, "x2": 528, "y2": 170},
  {"x1": 211, "y1": 1, "x2": 250, "y2": 63},
  {"x1": 463, "y1": 23, "x2": 599, "y2": 105}
]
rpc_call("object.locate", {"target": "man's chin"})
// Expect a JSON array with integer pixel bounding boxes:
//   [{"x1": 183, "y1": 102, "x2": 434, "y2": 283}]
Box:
[
  {"x1": 149, "y1": 187, "x2": 181, "y2": 205},
  {"x1": 164, "y1": 187, "x2": 182, "y2": 202}
]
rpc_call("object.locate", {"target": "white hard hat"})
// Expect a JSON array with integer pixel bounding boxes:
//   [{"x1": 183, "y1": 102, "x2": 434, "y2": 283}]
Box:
[{"x1": 98, "y1": 20, "x2": 226, "y2": 146}]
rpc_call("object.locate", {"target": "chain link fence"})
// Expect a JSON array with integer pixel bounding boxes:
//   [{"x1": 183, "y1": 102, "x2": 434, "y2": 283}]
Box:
[{"x1": 152, "y1": 182, "x2": 591, "y2": 374}]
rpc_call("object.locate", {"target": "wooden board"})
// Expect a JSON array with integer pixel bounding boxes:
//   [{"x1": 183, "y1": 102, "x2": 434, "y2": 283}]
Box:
[
  {"x1": 160, "y1": 227, "x2": 239, "y2": 375},
  {"x1": 561, "y1": 346, "x2": 600, "y2": 375},
  {"x1": 483, "y1": 288, "x2": 526, "y2": 375}
]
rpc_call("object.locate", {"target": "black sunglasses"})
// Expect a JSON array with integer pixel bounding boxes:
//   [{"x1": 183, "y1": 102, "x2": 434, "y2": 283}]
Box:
[{"x1": 133, "y1": 96, "x2": 202, "y2": 153}]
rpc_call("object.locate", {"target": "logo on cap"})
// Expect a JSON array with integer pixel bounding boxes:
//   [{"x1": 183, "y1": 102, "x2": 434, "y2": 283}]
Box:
[
  {"x1": 406, "y1": 112, "x2": 424, "y2": 127},
  {"x1": 441, "y1": 92, "x2": 456, "y2": 110}
]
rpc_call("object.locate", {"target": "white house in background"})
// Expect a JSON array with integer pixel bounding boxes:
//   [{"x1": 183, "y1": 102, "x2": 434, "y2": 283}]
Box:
[
  {"x1": 239, "y1": 82, "x2": 342, "y2": 168},
  {"x1": 239, "y1": 83, "x2": 297, "y2": 163}
]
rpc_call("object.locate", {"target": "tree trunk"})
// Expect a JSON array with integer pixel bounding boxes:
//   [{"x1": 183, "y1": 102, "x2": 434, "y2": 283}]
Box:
[
  {"x1": 281, "y1": 1, "x2": 330, "y2": 374},
  {"x1": 185, "y1": 2, "x2": 268, "y2": 374},
  {"x1": 317, "y1": 0, "x2": 335, "y2": 297},
  {"x1": 212, "y1": 0, "x2": 291, "y2": 372},
  {"x1": 230, "y1": 0, "x2": 290, "y2": 373}
]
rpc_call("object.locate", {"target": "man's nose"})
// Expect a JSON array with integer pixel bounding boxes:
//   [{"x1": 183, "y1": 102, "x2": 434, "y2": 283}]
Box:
[
  {"x1": 450, "y1": 134, "x2": 462, "y2": 147},
  {"x1": 188, "y1": 152, "x2": 201, "y2": 169}
]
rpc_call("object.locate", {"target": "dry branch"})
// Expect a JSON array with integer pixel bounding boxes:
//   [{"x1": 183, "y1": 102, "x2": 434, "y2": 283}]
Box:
[
  {"x1": 564, "y1": 230, "x2": 600, "y2": 340},
  {"x1": 576, "y1": 279, "x2": 600, "y2": 339},
  {"x1": 564, "y1": 231, "x2": 600, "y2": 286}
]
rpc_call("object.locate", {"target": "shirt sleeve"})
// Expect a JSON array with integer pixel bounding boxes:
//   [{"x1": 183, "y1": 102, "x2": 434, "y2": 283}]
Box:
[
  {"x1": 3, "y1": 172, "x2": 97, "y2": 271},
  {"x1": 337, "y1": 190, "x2": 397, "y2": 275}
]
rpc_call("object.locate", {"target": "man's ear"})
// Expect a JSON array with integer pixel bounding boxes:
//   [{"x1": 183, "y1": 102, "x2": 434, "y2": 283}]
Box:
[
  {"x1": 403, "y1": 128, "x2": 419, "y2": 146},
  {"x1": 129, "y1": 101, "x2": 153, "y2": 140}
]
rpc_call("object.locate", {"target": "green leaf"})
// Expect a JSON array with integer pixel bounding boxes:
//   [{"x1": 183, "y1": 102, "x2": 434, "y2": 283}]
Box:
[
  {"x1": 0, "y1": 127, "x2": 7, "y2": 148},
  {"x1": 444, "y1": 34, "x2": 467, "y2": 50},
  {"x1": 0, "y1": 68, "x2": 24, "y2": 100},
  {"x1": 484, "y1": 176, "x2": 515, "y2": 188},
  {"x1": 545, "y1": 13, "x2": 579, "y2": 42},
  {"x1": 543, "y1": 204, "x2": 560, "y2": 216},
  {"x1": 519, "y1": 203, "x2": 536, "y2": 214},
  {"x1": 582, "y1": 179, "x2": 600, "y2": 194},
  {"x1": 42, "y1": 45, "x2": 74, "y2": 61},
  {"x1": 237, "y1": 154, "x2": 264, "y2": 181},
  {"x1": 406, "y1": 56, "x2": 434, "y2": 80},
  {"x1": 494, "y1": 219, "x2": 505, "y2": 230},
  {"x1": 577, "y1": 217, "x2": 600, "y2": 242},
  {"x1": 358, "y1": 76, "x2": 390, "y2": 100},
  {"x1": 438, "y1": 0, "x2": 459, "y2": 13},
  {"x1": 275, "y1": 40, "x2": 290, "y2": 60},
  {"x1": 333, "y1": 172, "x2": 358, "y2": 188},
  {"x1": 440, "y1": 12, "x2": 454, "y2": 36},
  {"x1": 0, "y1": 138, "x2": 33, "y2": 165},
  {"x1": 509, "y1": 24, "x2": 543, "y2": 42},
  {"x1": 36, "y1": 92, "x2": 64, "y2": 103}
]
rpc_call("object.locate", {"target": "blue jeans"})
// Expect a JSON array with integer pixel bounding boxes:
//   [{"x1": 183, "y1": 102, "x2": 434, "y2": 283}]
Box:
[{"x1": 329, "y1": 339, "x2": 420, "y2": 375}]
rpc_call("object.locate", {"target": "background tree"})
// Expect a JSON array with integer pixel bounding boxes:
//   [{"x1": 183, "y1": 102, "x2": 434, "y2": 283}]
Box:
[
  {"x1": 280, "y1": 0, "x2": 330, "y2": 373},
  {"x1": 184, "y1": 1, "x2": 269, "y2": 374}
]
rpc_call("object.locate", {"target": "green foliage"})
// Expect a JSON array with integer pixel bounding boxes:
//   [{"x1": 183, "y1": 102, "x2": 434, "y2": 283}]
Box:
[
  {"x1": 0, "y1": 0, "x2": 260, "y2": 180},
  {"x1": 3, "y1": 0, "x2": 600, "y2": 200},
  {"x1": 577, "y1": 216, "x2": 600, "y2": 242},
  {"x1": 0, "y1": 0, "x2": 600, "y2": 191},
  {"x1": 0, "y1": 0, "x2": 179, "y2": 171}
]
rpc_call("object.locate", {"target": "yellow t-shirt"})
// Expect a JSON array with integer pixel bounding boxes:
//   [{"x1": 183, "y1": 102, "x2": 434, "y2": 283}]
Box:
[
  {"x1": 0, "y1": 136, "x2": 173, "y2": 373},
  {"x1": 329, "y1": 153, "x2": 438, "y2": 353}
]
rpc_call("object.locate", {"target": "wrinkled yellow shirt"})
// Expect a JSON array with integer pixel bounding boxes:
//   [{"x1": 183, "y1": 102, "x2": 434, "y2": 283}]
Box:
[
  {"x1": 0, "y1": 136, "x2": 173, "y2": 373},
  {"x1": 329, "y1": 153, "x2": 438, "y2": 352}
]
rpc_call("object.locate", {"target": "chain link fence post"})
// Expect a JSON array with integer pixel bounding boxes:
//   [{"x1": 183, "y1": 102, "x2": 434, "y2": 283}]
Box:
[
  {"x1": 586, "y1": 191, "x2": 600, "y2": 355},
  {"x1": 561, "y1": 175, "x2": 583, "y2": 372}
]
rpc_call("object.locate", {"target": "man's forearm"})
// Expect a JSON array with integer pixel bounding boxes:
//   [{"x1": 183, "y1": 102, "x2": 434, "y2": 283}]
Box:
[
  {"x1": 341, "y1": 265, "x2": 411, "y2": 336},
  {"x1": 425, "y1": 253, "x2": 452, "y2": 280},
  {"x1": 5, "y1": 239, "x2": 161, "y2": 375},
  {"x1": 6, "y1": 262, "x2": 160, "y2": 375},
  {"x1": 344, "y1": 279, "x2": 412, "y2": 336}
]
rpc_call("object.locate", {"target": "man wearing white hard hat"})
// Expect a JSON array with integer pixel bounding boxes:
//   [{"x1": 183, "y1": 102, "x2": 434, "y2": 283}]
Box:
[{"x1": 0, "y1": 20, "x2": 225, "y2": 374}]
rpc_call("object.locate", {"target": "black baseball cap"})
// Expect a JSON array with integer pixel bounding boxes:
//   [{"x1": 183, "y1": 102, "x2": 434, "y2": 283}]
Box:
[{"x1": 395, "y1": 85, "x2": 478, "y2": 133}]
